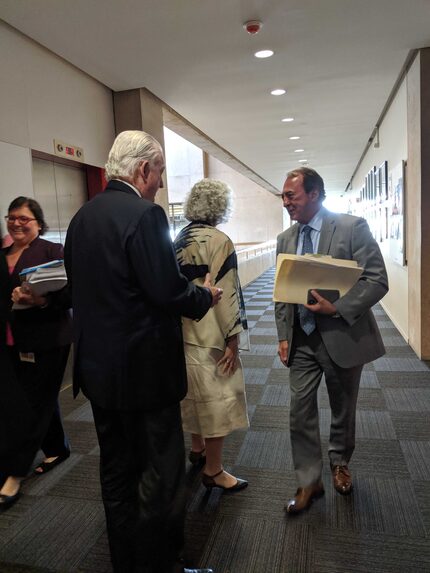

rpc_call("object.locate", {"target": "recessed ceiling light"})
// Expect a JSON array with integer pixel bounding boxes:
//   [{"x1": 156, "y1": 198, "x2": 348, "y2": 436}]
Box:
[
  {"x1": 294, "y1": 149, "x2": 304, "y2": 153},
  {"x1": 254, "y1": 50, "x2": 274, "y2": 58},
  {"x1": 289, "y1": 136, "x2": 300, "y2": 140},
  {"x1": 281, "y1": 117, "x2": 294, "y2": 122},
  {"x1": 271, "y1": 89, "x2": 286, "y2": 96},
  {"x1": 298, "y1": 159, "x2": 308, "y2": 163}
]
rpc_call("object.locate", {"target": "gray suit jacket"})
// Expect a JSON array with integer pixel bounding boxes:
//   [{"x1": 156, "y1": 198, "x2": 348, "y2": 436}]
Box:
[{"x1": 275, "y1": 207, "x2": 389, "y2": 368}]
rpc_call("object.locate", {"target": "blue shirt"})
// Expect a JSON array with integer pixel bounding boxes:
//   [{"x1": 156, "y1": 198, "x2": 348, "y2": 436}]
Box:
[{"x1": 295, "y1": 208, "x2": 324, "y2": 255}]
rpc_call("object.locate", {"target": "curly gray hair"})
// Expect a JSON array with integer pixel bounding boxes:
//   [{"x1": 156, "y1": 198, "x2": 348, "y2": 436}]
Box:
[
  {"x1": 104, "y1": 130, "x2": 163, "y2": 181},
  {"x1": 184, "y1": 179, "x2": 233, "y2": 226}
]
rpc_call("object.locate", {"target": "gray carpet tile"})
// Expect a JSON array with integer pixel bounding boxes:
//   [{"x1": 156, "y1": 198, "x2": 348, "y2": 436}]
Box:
[
  {"x1": 237, "y1": 431, "x2": 293, "y2": 471},
  {"x1": 45, "y1": 456, "x2": 102, "y2": 501},
  {"x1": 240, "y1": 354, "x2": 274, "y2": 368},
  {"x1": 77, "y1": 532, "x2": 112, "y2": 573},
  {"x1": 260, "y1": 384, "x2": 290, "y2": 407},
  {"x1": 243, "y1": 367, "x2": 270, "y2": 385},
  {"x1": 376, "y1": 371, "x2": 430, "y2": 387},
  {"x1": 414, "y1": 481, "x2": 430, "y2": 536},
  {"x1": 383, "y1": 388, "x2": 430, "y2": 411},
  {"x1": 271, "y1": 355, "x2": 287, "y2": 369},
  {"x1": 376, "y1": 320, "x2": 396, "y2": 329},
  {"x1": 266, "y1": 368, "x2": 290, "y2": 384},
  {"x1": 22, "y1": 454, "x2": 82, "y2": 497},
  {"x1": 352, "y1": 439, "x2": 411, "y2": 479},
  {"x1": 249, "y1": 343, "x2": 279, "y2": 356},
  {"x1": 201, "y1": 515, "x2": 314, "y2": 573},
  {"x1": 247, "y1": 404, "x2": 256, "y2": 422},
  {"x1": 245, "y1": 301, "x2": 271, "y2": 307},
  {"x1": 355, "y1": 410, "x2": 397, "y2": 439},
  {"x1": 384, "y1": 345, "x2": 420, "y2": 357},
  {"x1": 256, "y1": 315, "x2": 276, "y2": 322},
  {"x1": 382, "y1": 335, "x2": 408, "y2": 346},
  {"x1": 242, "y1": 383, "x2": 264, "y2": 405},
  {"x1": 373, "y1": 356, "x2": 430, "y2": 372},
  {"x1": 249, "y1": 334, "x2": 278, "y2": 345},
  {"x1": 0, "y1": 497, "x2": 106, "y2": 571},
  {"x1": 250, "y1": 405, "x2": 289, "y2": 430},
  {"x1": 359, "y1": 371, "x2": 381, "y2": 388},
  {"x1": 391, "y1": 412, "x2": 430, "y2": 440},
  {"x1": 246, "y1": 320, "x2": 257, "y2": 329},
  {"x1": 313, "y1": 529, "x2": 430, "y2": 573},
  {"x1": 62, "y1": 421, "x2": 98, "y2": 454},
  {"x1": 65, "y1": 401, "x2": 94, "y2": 422},
  {"x1": 400, "y1": 441, "x2": 430, "y2": 480},
  {"x1": 243, "y1": 309, "x2": 266, "y2": 316},
  {"x1": 317, "y1": 387, "x2": 387, "y2": 411},
  {"x1": 249, "y1": 326, "x2": 278, "y2": 336}
]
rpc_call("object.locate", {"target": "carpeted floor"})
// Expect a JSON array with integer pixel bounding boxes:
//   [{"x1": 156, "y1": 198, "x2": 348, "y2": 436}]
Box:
[{"x1": 1, "y1": 267, "x2": 430, "y2": 572}]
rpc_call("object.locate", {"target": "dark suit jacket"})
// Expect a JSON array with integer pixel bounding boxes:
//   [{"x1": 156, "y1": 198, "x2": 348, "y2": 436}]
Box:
[
  {"x1": 275, "y1": 207, "x2": 389, "y2": 368},
  {"x1": 4, "y1": 237, "x2": 72, "y2": 352},
  {"x1": 64, "y1": 179, "x2": 212, "y2": 411}
]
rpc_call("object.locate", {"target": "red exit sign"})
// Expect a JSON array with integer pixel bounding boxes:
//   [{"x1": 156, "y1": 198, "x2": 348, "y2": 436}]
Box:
[{"x1": 54, "y1": 139, "x2": 84, "y2": 162}]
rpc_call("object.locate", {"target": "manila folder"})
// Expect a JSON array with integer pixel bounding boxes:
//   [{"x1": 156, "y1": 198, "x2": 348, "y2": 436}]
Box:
[{"x1": 273, "y1": 254, "x2": 363, "y2": 304}]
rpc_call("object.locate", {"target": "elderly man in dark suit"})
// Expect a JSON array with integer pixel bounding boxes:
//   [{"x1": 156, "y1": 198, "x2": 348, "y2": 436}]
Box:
[
  {"x1": 64, "y1": 130, "x2": 219, "y2": 573},
  {"x1": 275, "y1": 167, "x2": 388, "y2": 514}
]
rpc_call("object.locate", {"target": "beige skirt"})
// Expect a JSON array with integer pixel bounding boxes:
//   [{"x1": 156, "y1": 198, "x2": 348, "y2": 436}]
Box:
[{"x1": 181, "y1": 343, "x2": 249, "y2": 438}]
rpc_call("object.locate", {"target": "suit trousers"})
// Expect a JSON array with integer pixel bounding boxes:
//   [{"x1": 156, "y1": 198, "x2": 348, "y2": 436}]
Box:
[
  {"x1": 289, "y1": 326, "x2": 363, "y2": 487},
  {"x1": 91, "y1": 402, "x2": 186, "y2": 573},
  {"x1": 5, "y1": 345, "x2": 70, "y2": 477}
]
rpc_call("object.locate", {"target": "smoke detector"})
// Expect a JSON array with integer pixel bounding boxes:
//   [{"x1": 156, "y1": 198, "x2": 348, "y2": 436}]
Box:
[{"x1": 243, "y1": 20, "x2": 262, "y2": 35}]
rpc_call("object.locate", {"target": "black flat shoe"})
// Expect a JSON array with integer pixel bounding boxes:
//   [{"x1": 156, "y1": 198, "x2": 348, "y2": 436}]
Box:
[
  {"x1": 34, "y1": 451, "x2": 70, "y2": 475},
  {"x1": 188, "y1": 449, "x2": 206, "y2": 466},
  {"x1": 202, "y1": 469, "x2": 248, "y2": 492},
  {"x1": 0, "y1": 490, "x2": 21, "y2": 511}
]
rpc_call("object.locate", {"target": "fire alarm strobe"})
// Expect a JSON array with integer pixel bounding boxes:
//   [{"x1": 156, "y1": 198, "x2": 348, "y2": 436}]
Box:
[{"x1": 243, "y1": 20, "x2": 262, "y2": 35}]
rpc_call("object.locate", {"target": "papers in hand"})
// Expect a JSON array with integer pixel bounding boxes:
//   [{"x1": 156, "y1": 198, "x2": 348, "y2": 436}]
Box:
[
  {"x1": 13, "y1": 260, "x2": 67, "y2": 309},
  {"x1": 273, "y1": 254, "x2": 363, "y2": 304}
]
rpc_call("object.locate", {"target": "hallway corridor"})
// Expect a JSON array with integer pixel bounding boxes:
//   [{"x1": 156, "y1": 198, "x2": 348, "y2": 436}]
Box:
[{"x1": 1, "y1": 268, "x2": 429, "y2": 572}]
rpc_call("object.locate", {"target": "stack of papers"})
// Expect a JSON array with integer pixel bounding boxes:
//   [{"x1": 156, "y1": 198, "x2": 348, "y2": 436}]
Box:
[
  {"x1": 20, "y1": 259, "x2": 67, "y2": 296},
  {"x1": 13, "y1": 260, "x2": 67, "y2": 309},
  {"x1": 273, "y1": 254, "x2": 363, "y2": 304}
]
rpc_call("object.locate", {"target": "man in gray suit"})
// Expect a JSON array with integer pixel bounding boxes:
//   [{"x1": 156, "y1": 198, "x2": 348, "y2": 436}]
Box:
[{"x1": 275, "y1": 167, "x2": 388, "y2": 514}]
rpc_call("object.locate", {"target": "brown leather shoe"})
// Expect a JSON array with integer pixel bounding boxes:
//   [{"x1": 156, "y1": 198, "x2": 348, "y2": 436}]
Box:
[
  {"x1": 284, "y1": 481, "x2": 324, "y2": 514},
  {"x1": 331, "y1": 464, "x2": 353, "y2": 495}
]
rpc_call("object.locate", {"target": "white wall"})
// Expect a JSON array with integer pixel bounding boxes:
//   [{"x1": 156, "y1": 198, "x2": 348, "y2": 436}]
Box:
[
  {"x1": 349, "y1": 79, "x2": 408, "y2": 339},
  {"x1": 0, "y1": 21, "x2": 115, "y2": 219},
  {"x1": 208, "y1": 156, "x2": 283, "y2": 244}
]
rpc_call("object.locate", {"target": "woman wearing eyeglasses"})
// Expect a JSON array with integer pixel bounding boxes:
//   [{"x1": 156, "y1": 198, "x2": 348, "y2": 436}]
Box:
[{"x1": 0, "y1": 197, "x2": 72, "y2": 511}]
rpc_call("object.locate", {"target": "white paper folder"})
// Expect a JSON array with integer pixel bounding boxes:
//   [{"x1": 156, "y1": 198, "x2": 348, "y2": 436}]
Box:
[{"x1": 273, "y1": 254, "x2": 363, "y2": 304}]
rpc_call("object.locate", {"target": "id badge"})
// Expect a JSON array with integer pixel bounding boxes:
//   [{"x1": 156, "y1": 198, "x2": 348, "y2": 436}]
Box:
[{"x1": 19, "y1": 352, "x2": 35, "y2": 363}]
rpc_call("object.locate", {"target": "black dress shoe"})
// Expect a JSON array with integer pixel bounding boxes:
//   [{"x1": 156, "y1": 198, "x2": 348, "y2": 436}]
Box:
[
  {"x1": 34, "y1": 451, "x2": 70, "y2": 474},
  {"x1": 0, "y1": 490, "x2": 21, "y2": 511},
  {"x1": 202, "y1": 469, "x2": 248, "y2": 492}
]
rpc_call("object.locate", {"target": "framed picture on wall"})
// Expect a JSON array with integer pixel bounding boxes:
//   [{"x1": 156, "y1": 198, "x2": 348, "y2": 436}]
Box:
[
  {"x1": 388, "y1": 160, "x2": 406, "y2": 265},
  {"x1": 379, "y1": 160, "x2": 388, "y2": 201}
]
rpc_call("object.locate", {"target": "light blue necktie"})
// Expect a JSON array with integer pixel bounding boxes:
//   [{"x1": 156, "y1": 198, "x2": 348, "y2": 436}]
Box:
[{"x1": 298, "y1": 225, "x2": 316, "y2": 335}]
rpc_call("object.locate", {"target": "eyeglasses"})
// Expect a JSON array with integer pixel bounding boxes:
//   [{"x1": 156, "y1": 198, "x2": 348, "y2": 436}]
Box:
[{"x1": 4, "y1": 215, "x2": 37, "y2": 225}]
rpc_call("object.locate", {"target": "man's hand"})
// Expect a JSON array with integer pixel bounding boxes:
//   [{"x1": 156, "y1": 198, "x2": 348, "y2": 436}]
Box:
[
  {"x1": 203, "y1": 273, "x2": 223, "y2": 307},
  {"x1": 278, "y1": 340, "x2": 289, "y2": 367},
  {"x1": 305, "y1": 289, "x2": 337, "y2": 315}
]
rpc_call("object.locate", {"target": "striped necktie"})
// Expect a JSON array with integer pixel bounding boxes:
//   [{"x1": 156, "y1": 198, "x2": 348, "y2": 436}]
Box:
[{"x1": 298, "y1": 225, "x2": 316, "y2": 335}]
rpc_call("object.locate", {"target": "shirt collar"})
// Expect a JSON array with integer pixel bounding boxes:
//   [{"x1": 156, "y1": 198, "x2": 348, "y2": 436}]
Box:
[
  {"x1": 300, "y1": 207, "x2": 323, "y2": 233},
  {"x1": 115, "y1": 179, "x2": 141, "y2": 198}
]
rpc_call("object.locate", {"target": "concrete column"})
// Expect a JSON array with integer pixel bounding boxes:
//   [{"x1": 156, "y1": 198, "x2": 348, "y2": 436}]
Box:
[
  {"x1": 113, "y1": 88, "x2": 169, "y2": 214},
  {"x1": 407, "y1": 49, "x2": 430, "y2": 359}
]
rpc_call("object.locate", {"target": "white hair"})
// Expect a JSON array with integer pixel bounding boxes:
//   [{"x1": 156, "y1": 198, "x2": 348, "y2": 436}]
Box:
[
  {"x1": 104, "y1": 130, "x2": 163, "y2": 181},
  {"x1": 184, "y1": 179, "x2": 233, "y2": 226}
]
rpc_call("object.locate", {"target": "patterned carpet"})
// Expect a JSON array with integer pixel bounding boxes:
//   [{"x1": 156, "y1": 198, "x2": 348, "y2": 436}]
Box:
[{"x1": 1, "y1": 267, "x2": 430, "y2": 572}]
